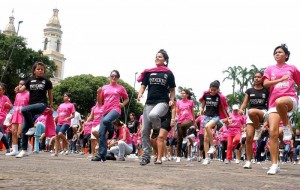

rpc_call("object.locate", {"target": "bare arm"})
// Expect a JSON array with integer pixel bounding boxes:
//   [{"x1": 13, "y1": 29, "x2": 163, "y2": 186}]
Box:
[
  {"x1": 239, "y1": 93, "x2": 249, "y2": 115},
  {"x1": 48, "y1": 89, "x2": 54, "y2": 109},
  {"x1": 169, "y1": 88, "x2": 175, "y2": 106},
  {"x1": 137, "y1": 85, "x2": 146, "y2": 101},
  {"x1": 263, "y1": 75, "x2": 289, "y2": 88}
]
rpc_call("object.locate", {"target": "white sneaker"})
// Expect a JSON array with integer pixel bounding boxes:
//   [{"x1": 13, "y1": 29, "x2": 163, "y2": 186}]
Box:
[
  {"x1": 261, "y1": 152, "x2": 265, "y2": 157},
  {"x1": 162, "y1": 157, "x2": 167, "y2": 162},
  {"x1": 243, "y1": 161, "x2": 252, "y2": 169},
  {"x1": 187, "y1": 157, "x2": 191, "y2": 161},
  {"x1": 5, "y1": 150, "x2": 19, "y2": 156},
  {"x1": 64, "y1": 150, "x2": 69, "y2": 155},
  {"x1": 254, "y1": 127, "x2": 262, "y2": 140},
  {"x1": 198, "y1": 157, "x2": 203, "y2": 162},
  {"x1": 267, "y1": 164, "x2": 280, "y2": 175},
  {"x1": 16, "y1": 150, "x2": 28, "y2": 158},
  {"x1": 60, "y1": 150, "x2": 65, "y2": 155},
  {"x1": 283, "y1": 126, "x2": 292, "y2": 141},
  {"x1": 25, "y1": 127, "x2": 36, "y2": 136},
  {"x1": 202, "y1": 158, "x2": 210, "y2": 165},
  {"x1": 0, "y1": 132, "x2": 3, "y2": 140},
  {"x1": 176, "y1": 157, "x2": 181, "y2": 163},
  {"x1": 207, "y1": 146, "x2": 216, "y2": 154},
  {"x1": 224, "y1": 159, "x2": 230, "y2": 164},
  {"x1": 235, "y1": 159, "x2": 240, "y2": 164}
]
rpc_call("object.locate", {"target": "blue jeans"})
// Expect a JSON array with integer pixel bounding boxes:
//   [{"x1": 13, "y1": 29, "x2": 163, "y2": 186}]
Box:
[
  {"x1": 34, "y1": 122, "x2": 45, "y2": 152},
  {"x1": 282, "y1": 144, "x2": 291, "y2": 162},
  {"x1": 21, "y1": 103, "x2": 47, "y2": 150},
  {"x1": 98, "y1": 110, "x2": 120, "y2": 161},
  {"x1": 293, "y1": 145, "x2": 300, "y2": 161}
]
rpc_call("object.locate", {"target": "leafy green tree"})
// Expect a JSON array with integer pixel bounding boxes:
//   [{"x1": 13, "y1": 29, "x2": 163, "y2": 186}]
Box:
[
  {"x1": 0, "y1": 34, "x2": 56, "y2": 99},
  {"x1": 53, "y1": 74, "x2": 144, "y2": 121}
]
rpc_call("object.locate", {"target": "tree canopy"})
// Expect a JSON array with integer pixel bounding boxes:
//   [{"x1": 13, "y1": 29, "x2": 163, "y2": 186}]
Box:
[
  {"x1": 52, "y1": 74, "x2": 144, "y2": 122},
  {"x1": 0, "y1": 34, "x2": 56, "y2": 99}
]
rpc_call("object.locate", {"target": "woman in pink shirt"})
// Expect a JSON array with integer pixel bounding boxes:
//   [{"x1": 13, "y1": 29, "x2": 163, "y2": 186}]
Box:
[
  {"x1": 262, "y1": 44, "x2": 300, "y2": 175},
  {"x1": 109, "y1": 119, "x2": 133, "y2": 161},
  {"x1": 52, "y1": 93, "x2": 75, "y2": 156},
  {"x1": 223, "y1": 105, "x2": 245, "y2": 164},
  {"x1": 85, "y1": 102, "x2": 103, "y2": 158},
  {"x1": 6, "y1": 80, "x2": 29, "y2": 156},
  {"x1": 175, "y1": 88, "x2": 196, "y2": 163},
  {"x1": 0, "y1": 82, "x2": 12, "y2": 153},
  {"x1": 195, "y1": 113, "x2": 205, "y2": 161},
  {"x1": 92, "y1": 70, "x2": 129, "y2": 162}
]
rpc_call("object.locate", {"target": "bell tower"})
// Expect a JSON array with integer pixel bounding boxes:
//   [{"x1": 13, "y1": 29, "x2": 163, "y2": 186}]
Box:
[{"x1": 42, "y1": 8, "x2": 66, "y2": 85}]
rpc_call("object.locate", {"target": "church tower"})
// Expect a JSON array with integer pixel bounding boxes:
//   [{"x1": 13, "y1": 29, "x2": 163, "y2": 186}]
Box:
[
  {"x1": 43, "y1": 8, "x2": 66, "y2": 85},
  {"x1": 3, "y1": 12, "x2": 16, "y2": 36}
]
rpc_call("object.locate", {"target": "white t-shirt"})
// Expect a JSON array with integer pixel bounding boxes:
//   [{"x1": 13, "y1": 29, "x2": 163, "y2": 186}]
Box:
[{"x1": 71, "y1": 111, "x2": 81, "y2": 126}]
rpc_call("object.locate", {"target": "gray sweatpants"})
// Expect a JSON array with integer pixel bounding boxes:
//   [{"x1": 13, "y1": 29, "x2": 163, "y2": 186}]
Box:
[{"x1": 141, "y1": 103, "x2": 169, "y2": 160}]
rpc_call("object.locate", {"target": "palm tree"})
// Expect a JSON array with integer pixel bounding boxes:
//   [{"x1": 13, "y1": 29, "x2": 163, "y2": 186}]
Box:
[
  {"x1": 222, "y1": 66, "x2": 238, "y2": 97},
  {"x1": 237, "y1": 66, "x2": 250, "y2": 94}
]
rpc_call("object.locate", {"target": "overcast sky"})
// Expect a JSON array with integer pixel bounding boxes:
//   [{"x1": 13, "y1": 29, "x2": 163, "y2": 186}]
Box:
[{"x1": 1, "y1": 0, "x2": 300, "y2": 102}]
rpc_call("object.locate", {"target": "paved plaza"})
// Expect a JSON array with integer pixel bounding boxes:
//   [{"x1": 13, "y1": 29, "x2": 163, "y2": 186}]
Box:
[{"x1": 0, "y1": 151, "x2": 299, "y2": 190}]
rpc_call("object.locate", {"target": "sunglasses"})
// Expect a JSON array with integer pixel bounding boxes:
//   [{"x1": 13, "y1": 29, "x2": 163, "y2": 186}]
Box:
[{"x1": 110, "y1": 74, "x2": 119, "y2": 79}]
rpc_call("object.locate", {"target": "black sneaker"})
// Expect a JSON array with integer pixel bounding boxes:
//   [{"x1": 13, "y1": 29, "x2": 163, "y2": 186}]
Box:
[
  {"x1": 91, "y1": 155, "x2": 102, "y2": 162},
  {"x1": 140, "y1": 158, "x2": 150, "y2": 166}
]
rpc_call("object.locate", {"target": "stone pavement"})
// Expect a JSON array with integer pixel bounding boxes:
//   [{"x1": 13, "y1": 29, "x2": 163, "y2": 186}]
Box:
[{"x1": 0, "y1": 152, "x2": 299, "y2": 190}]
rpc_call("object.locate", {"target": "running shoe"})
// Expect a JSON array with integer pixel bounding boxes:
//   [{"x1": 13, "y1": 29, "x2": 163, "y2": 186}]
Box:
[
  {"x1": 140, "y1": 158, "x2": 150, "y2": 166},
  {"x1": 283, "y1": 126, "x2": 292, "y2": 141},
  {"x1": 202, "y1": 158, "x2": 210, "y2": 165},
  {"x1": 207, "y1": 146, "x2": 216, "y2": 154},
  {"x1": 254, "y1": 127, "x2": 262, "y2": 140},
  {"x1": 243, "y1": 161, "x2": 251, "y2": 169},
  {"x1": 25, "y1": 127, "x2": 36, "y2": 136},
  {"x1": 267, "y1": 164, "x2": 280, "y2": 175}
]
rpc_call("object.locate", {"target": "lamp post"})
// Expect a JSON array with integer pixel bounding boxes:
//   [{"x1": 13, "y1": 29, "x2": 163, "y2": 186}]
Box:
[
  {"x1": 0, "y1": 20, "x2": 23, "y2": 82},
  {"x1": 124, "y1": 72, "x2": 138, "y2": 124}
]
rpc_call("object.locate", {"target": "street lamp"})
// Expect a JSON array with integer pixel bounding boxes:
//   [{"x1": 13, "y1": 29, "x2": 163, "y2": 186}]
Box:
[
  {"x1": 0, "y1": 20, "x2": 23, "y2": 82},
  {"x1": 124, "y1": 72, "x2": 138, "y2": 124}
]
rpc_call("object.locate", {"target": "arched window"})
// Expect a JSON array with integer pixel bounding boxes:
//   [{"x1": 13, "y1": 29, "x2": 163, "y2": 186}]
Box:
[
  {"x1": 44, "y1": 38, "x2": 48, "y2": 50},
  {"x1": 56, "y1": 39, "x2": 61, "y2": 52}
]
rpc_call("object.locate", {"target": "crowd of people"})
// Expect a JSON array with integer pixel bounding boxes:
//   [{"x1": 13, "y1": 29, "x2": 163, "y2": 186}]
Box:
[{"x1": 0, "y1": 45, "x2": 300, "y2": 176}]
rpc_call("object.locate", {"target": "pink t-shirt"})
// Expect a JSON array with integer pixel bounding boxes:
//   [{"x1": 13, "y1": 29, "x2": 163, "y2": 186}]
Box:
[
  {"x1": 57, "y1": 102, "x2": 75, "y2": 125},
  {"x1": 83, "y1": 121, "x2": 93, "y2": 135},
  {"x1": 0, "y1": 95, "x2": 12, "y2": 124},
  {"x1": 227, "y1": 113, "x2": 245, "y2": 136},
  {"x1": 117, "y1": 126, "x2": 132, "y2": 144},
  {"x1": 176, "y1": 99, "x2": 194, "y2": 123},
  {"x1": 91, "y1": 104, "x2": 103, "y2": 127},
  {"x1": 100, "y1": 84, "x2": 128, "y2": 115},
  {"x1": 12, "y1": 91, "x2": 30, "y2": 124},
  {"x1": 195, "y1": 115, "x2": 204, "y2": 134},
  {"x1": 263, "y1": 64, "x2": 300, "y2": 108},
  {"x1": 219, "y1": 125, "x2": 228, "y2": 141},
  {"x1": 35, "y1": 114, "x2": 47, "y2": 125}
]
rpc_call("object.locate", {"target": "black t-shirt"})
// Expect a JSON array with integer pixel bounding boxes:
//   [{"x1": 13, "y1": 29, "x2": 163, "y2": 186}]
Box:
[
  {"x1": 142, "y1": 71, "x2": 176, "y2": 105},
  {"x1": 245, "y1": 87, "x2": 269, "y2": 110},
  {"x1": 294, "y1": 134, "x2": 300, "y2": 147},
  {"x1": 204, "y1": 94, "x2": 220, "y2": 117},
  {"x1": 127, "y1": 119, "x2": 139, "y2": 134},
  {"x1": 25, "y1": 77, "x2": 53, "y2": 105}
]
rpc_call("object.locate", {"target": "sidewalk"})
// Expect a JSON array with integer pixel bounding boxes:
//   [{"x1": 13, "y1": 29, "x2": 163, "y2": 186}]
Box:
[{"x1": 0, "y1": 152, "x2": 299, "y2": 190}]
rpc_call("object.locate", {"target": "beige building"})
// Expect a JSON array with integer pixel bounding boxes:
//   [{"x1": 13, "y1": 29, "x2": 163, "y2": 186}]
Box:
[{"x1": 43, "y1": 8, "x2": 66, "y2": 85}]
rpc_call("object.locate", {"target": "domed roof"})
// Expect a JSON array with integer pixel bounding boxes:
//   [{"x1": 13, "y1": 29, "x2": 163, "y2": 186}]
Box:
[
  {"x1": 3, "y1": 16, "x2": 16, "y2": 35},
  {"x1": 47, "y1": 9, "x2": 61, "y2": 28}
]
